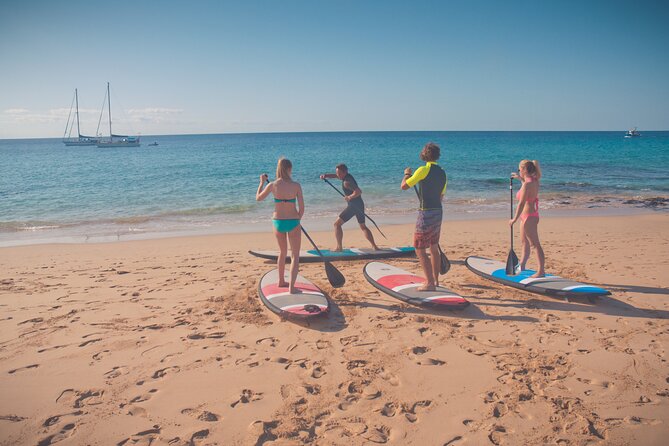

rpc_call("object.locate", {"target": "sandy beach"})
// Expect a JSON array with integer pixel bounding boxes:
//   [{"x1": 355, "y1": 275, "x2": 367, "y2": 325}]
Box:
[{"x1": 1, "y1": 213, "x2": 668, "y2": 445}]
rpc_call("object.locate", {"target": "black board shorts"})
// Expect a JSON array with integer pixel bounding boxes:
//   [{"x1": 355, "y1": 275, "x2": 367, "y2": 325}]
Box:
[{"x1": 339, "y1": 203, "x2": 365, "y2": 224}]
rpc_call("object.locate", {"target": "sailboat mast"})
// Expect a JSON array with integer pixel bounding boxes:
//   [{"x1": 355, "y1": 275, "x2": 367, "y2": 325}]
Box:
[
  {"x1": 75, "y1": 88, "x2": 82, "y2": 138},
  {"x1": 107, "y1": 82, "x2": 112, "y2": 138}
]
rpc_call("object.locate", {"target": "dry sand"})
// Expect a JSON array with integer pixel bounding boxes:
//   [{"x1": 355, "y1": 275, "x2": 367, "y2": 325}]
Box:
[{"x1": 1, "y1": 213, "x2": 668, "y2": 445}]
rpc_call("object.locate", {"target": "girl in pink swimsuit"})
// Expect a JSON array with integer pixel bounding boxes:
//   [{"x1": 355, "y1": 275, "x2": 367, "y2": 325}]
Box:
[{"x1": 509, "y1": 160, "x2": 545, "y2": 277}]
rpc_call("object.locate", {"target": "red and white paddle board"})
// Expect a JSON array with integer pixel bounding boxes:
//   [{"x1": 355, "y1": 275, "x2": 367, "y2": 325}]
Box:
[
  {"x1": 363, "y1": 261, "x2": 469, "y2": 309},
  {"x1": 258, "y1": 269, "x2": 330, "y2": 318}
]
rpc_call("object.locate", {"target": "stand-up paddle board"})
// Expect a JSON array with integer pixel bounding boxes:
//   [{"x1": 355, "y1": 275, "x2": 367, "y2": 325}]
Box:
[
  {"x1": 465, "y1": 256, "x2": 610, "y2": 300},
  {"x1": 249, "y1": 246, "x2": 415, "y2": 263},
  {"x1": 363, "y1": 262, "x2": 469, "y2": 309},
  {"x1": 258, "y1": 269, "x2": 330, "y2": 318}
]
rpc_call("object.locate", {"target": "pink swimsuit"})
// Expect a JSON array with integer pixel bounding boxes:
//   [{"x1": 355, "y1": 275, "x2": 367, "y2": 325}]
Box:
[{"x1": 517, "y1": 176, "x2": 539, "y2": 221}]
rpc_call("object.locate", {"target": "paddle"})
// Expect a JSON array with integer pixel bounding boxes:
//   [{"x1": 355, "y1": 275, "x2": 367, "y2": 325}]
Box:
[
  {"x1": 505, "y1": 176, "x2": 519, "y2": 275},
  {"x1": 322, "y1": 178, "x2": 387, "y2": 239},
  {"x1": 412, "y1": 187, "x2": 450, "y2": 275},
  {"x1": 264, "y1": 178, "x2": 345, "y2": 288},
  {"x1": 300, "y1": 226, "x2": 346, "y2": 288}
]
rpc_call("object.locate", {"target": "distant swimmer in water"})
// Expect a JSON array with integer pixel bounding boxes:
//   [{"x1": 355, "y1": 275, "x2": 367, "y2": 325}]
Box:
[
  {"x1": 256, "y1": 158, "x2": 304, "y2": 293},
  {"x1": 320, "y1": 164, "x2": 379, "y2": 252},
  {"x1": 509, "y1": 159, "x2": 545, "y2": 278},
  {"x1": 401, "y1": 142, "x2": 447, "y2": 292}
]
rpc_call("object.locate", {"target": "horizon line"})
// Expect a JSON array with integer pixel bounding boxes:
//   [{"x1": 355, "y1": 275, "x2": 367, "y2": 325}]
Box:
[{"x1": 2, "y1": 129, "x2": 668, "y2": 141}]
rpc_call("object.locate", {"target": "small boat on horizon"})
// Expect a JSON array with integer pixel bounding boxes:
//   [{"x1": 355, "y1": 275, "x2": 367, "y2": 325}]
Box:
[
  {"x1": 148, "y1": 142, "x2": 159, "y2": 146},
  {"x1": 96, "y1": 82, "x2": 141, "y2": 148},
  {"x1": 62, "y1": 89, "x2": 99, "y2": 146},
  {"x1": 624, "y1": 127, "x2": 641, "y2": 138}
]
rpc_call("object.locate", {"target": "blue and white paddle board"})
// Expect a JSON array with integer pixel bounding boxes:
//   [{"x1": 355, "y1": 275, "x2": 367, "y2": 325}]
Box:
[
  {"x1": 249, "y1": 246, "x2": 415, "y2": 263},
  {"x1": 465, "y1": 256, "x2": 610, "y2": 299}
]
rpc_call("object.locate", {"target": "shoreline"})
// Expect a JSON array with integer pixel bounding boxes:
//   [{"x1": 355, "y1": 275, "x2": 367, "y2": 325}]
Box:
[{"x1": 1, "y1": 204, "x2": 665, "y2": 248}]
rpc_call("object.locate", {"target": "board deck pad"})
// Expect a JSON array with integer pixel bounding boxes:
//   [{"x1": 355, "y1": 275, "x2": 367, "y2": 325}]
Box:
[
  {"x1": 258, "y1": 269, "x2": 330, "y2": 318},
  {"x1": 363, "y1": 262, "x2": 469, "y2": 309},
  {"x1": 465, "y1": 256, "x2": 610, "y2": 298},
  {"x1": 249, "y1": 246, "x2": 415, "y2": 262}
]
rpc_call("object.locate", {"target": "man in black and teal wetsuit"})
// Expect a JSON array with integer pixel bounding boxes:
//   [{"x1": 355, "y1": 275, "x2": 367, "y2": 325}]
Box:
[
  {"x1": 320, "y1": 164, "x2": 380, "y2": 252},
  {"x1": 401, "y1": 142, "x2": 447, "y2": 291}
]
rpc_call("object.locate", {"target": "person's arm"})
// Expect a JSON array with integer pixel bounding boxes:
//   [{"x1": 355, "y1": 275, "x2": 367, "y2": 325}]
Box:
[
  {"x1": 402, "y1": 166, "x2": 428, "y2": 190},
  {"x1": 319, "y1": 173, "x2": 337, "y2": 180},
  {"x1": 256, "y1": 174, "x2": 272, "y2": 201},
  {"x1": 296, "y1": 184, "x2": 305, "y2": 218},
  {"x1": 343, "y1": 180, "x2": 362, "y2": 201},
  {"x1": 400, "y1": 168, "x2": 413, "y2": 190},
  {"x1": 510, "y1": 185, "x2": 527, "y2": 225}
]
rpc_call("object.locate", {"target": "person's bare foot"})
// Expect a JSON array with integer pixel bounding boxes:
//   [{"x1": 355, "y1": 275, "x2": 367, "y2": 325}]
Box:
[
  {"x1": 278, "y1": 281, "x2": 289, "y2": 288},
  {"x1": 530, "y1": 272, "x2": 545, "y2": 278},
  {"x1": 289, "y1": 287, "x2": 301, "y2": 294},
  {"x1": 417, "y1": 284, "x2": 436, "y2": 292},
  {"x1": 333, "y1": 247, "x2": 343, "y2": 252},
  {"x1": 372, "y1": 245, "x2": 380, "y2": 251}
]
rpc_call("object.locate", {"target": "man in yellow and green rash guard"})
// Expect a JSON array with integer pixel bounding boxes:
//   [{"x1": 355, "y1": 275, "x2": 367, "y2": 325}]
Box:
[{"x1": 400, "y1": 142, "x2": 447, "y2": 291}]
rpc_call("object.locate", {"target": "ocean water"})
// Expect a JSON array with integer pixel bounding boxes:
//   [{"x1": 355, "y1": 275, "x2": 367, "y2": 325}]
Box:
[{"x1": 1, "y1": 131, "x2": 668, "y2": 246}]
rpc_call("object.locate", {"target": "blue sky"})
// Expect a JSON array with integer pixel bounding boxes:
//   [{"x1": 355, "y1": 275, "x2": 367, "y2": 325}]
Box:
[{"x1": 0, "y1": 0, "x2": 667, "y2": 138}]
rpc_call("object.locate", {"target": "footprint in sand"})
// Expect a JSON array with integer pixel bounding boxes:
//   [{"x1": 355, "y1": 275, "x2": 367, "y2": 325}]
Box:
[
  {"x1": 488, "y1": 425, "x2": 507, "y2": 445},
  {"x1": 402, "y1": 400, "x2": 432, "y2": 423},
  {"x1": 311, "y1": 363, "x2": 326, "y2": 379},
  {"x1": 104, "y1": 366, "x2": 127, "y2": 379},
  {"x1": 56, "y1": 389, "x2": 104, "y2": 408},
  {"x1": 127, "y1": 389, "x2": 158, "y2": 405},
  {"x1": 256, "y1": 337, "x2": 279, "y2": 347},
  {"x1": 8, "y1": 364, "x2": 39, "y2": 374},
  {"x1": 381, "y1": 402, "x2": 397, "y2": 417},
  {"x1": 416, "y1": 358, "x2": 446, "y2": 366},
  {"x1": 151, "y1": 366, "x2": 180, "y2": 379},
  {"x1": 181, "y1": 408, "x2": 220, "y2": 422},
  {"x1": 37, "y1": 422, "x2": 76, "y2": 445},
  {"x1": 339, "y1": 335, "x2": 359, "y2": 346},
  {"x1": 92, "y1": 350, "x2": 110, "y2": 361},
  {"x1": 230, "y1": 389, "x2": 264, "y2": 408},
  {"x1": 379, "y1": 369, "x2": 400, "y2": 386},
  {"x1": 117, "y1": 425, "x2": 161, "y2": 446},
  {"x1": 364, "y1": 425, "x2": 391, "y2": 444}
]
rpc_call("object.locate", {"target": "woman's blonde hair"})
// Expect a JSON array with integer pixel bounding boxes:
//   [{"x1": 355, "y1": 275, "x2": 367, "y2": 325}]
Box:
[
  {"x1": 519, "y1": 159, "x2": 541, "y2": 179},
  {"x1": 276, "y1": 158, "x2": 292, "y2": 180}
]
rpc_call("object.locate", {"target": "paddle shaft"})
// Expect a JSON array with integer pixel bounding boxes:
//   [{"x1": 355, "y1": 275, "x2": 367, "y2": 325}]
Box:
[
  {"x1": 322, "y1": 178, "x2": 387, "y2": 239},
  {"x1": 509, "y1": 177, "x2": 514, "y2": 252}
]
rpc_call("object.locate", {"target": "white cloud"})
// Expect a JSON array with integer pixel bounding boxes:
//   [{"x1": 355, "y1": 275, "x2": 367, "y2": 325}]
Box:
[{"x1": 126, "y1": 108, "x2": 184, "y2": 123}]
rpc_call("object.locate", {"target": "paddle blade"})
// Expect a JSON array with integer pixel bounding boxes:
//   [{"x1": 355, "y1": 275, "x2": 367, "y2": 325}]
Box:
[
  {"x1": 439, "y1": 249, "x2": 451, "y2": 275},
  {"x1": 505, "y1": 250, "x2": 519, "y2": 275},
  {"x1": 325, "y1": 261, "x2": 346, "y2": 288}
]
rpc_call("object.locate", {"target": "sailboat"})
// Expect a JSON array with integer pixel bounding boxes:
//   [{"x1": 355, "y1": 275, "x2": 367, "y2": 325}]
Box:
[
  {"x1": 62, "y1": 89, "x2": 99, "y2": 146},
  {"x1": 624, "y1": 127, "x2": 641, "y2": 138},
  {"x1": 96, "y1": 82, "x2": 140, "y2": 147}
]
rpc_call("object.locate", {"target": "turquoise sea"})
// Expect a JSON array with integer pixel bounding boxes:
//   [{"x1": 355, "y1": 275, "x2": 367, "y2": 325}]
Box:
[{"x1": 1, "y1": 131, "x2": 668, "y2": 246}]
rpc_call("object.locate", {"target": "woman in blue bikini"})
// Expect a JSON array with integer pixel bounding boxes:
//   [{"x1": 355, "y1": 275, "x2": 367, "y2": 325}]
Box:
[{"x1": 256, "y1": 158, "x2": 304, "y2": 293}]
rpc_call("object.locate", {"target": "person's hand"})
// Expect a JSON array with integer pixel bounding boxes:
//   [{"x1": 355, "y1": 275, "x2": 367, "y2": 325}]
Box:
[
  {"x1": 260, "y1": 173, "x2": 268, "y2": 183},
  {"x1": 344, "y1": 195, "x2": 351, "y2": 202},
  {"x1": 404, "y1": 168, "x2": 412, "y2": 176},
  {"x1": 511, "y1": 172, "x2": 519, "y2": 180},
  {"x1": 319, "y1": 174, "x2": 325, "y2": 180},
  {"x1": 509, "y1": 219, "x2": 516, "y2": 227}
]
